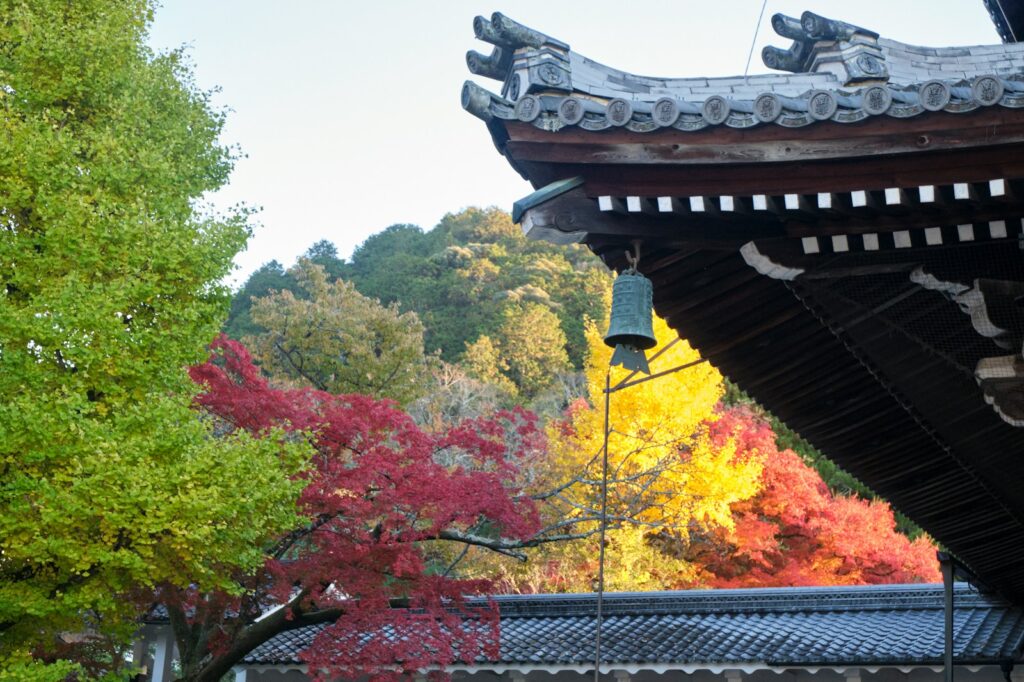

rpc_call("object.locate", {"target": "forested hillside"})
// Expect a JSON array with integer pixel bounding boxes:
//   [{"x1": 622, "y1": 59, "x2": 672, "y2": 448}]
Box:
[
  {"x1": 227, "y1": 207, "x2": 910, "y2": 515},
  {"x1": 224, "y1": 206, "x2": 937, "y2": 596},
  {"x1": 228, "y1": 207, "x2": 608, "y2": 371}
]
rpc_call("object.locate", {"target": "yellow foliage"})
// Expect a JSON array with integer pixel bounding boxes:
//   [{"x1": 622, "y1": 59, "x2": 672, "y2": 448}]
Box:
[
  {"x1": 490, "y1": 525, "x2": 702, "y2": 594},
  {"x1": 494, "y1": 313, "x2": 762, "y2": 592},
  {"x1": 547, "y1": 316, "x2": 759, "y2": 529}
]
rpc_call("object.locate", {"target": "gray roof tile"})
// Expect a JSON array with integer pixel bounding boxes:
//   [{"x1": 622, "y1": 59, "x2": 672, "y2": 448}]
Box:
[
  {"x1": 243, "y1": 584, "x2": 1024, "y2": 668},
  {"x1": 462, "y1": 11, "x2": 1024, "y2": 134}
]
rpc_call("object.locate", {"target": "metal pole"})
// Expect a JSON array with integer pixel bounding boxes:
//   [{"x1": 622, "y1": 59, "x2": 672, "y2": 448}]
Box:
[
  {"x1": 593, "y1": 371, "x2": 611, "y2": 682},
  {"x1": 608, "y1": 358, "x2": 707, "y2": 393},
  {"x1": 939, "y1": 552, "x2": 954, "y2": 682}
]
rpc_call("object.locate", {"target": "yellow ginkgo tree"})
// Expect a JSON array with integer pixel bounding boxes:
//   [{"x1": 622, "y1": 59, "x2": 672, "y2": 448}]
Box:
[{"x1": 491, "y1": 313, "x2": 763, "y2": 592}]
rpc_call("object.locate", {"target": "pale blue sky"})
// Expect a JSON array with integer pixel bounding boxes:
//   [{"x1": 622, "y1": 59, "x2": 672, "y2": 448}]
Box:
[{"x1": 148, "y1": 2, "x2": 1001, "y2": 286}]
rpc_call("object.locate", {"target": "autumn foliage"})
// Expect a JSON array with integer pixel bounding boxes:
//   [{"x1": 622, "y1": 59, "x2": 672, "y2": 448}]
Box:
[
  {"x1": 692, "y1": 407, "x2": 940, "y2": 587},
  {"x1": 488, "y1": 314, "x2": 939, "y2": 594},
  {"x1": 170, "y1": 336, "x2": 546, "y2": 682},
  {"x1": 169, "y1": 319, "x2": 938, "y2": 680},
  {"x1": 488, "y1": 316, "x2": 763, "y2": 593}
]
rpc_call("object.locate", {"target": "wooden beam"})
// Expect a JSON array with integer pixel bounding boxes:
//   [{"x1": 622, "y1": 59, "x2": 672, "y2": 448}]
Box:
[
  {"x1": 849, "y1": 189, "x2": 880, "y2": 210},
  {"x1": 503, "y1": 106, "x2": 1024, "y2": 172},
  {"x1": 688, "y1": 195, "x2": 717, "y2": 214},
  {"x1": 597, "y1": 195, "x2": 624, "y2": 213},
  {"x1": 780, "y1": 201, "x2": 1024, "y2": 237},
  {"x1": 625, "y1": 196, "x2": 655, "y2": 213},
  {"x1": 522, "y1": 185, "x2": 785, "y2": 248},
  {"x1": 656, "y1": 196, "x2": 683, "y2": 212},
  {"x1": 507, "y1": 129, "x2": 1024, "y2": 198}
]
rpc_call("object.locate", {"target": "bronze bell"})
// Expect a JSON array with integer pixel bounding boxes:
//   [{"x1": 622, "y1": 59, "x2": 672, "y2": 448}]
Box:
[{"x1": 604, "y1": 271, "x2": 656, "y2": 374}]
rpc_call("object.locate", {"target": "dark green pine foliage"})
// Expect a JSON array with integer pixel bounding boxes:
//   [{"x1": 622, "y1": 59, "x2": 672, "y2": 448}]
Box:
[{"x1": 225, "y1": 260, "x2": 291, "y2": 340}]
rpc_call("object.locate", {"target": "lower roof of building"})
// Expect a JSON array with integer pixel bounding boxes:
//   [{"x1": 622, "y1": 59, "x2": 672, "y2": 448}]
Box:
[{"x1": 242, "y1": 583, "x2": 1024, "y2": 668}]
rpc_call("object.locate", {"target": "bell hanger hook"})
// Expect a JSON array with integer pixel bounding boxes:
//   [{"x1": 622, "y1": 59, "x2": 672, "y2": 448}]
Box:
[{"x1": 625, "y1": 240, "x2": 642, "y2": 274}]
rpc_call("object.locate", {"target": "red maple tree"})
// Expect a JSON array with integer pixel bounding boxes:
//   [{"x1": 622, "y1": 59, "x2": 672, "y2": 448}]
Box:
[
  {"x1": 693, "y1": 407, "x2": 940, "y2": 587},
  {"x1": 162, "y1": 337, "x2": 547, "y2": 682}
]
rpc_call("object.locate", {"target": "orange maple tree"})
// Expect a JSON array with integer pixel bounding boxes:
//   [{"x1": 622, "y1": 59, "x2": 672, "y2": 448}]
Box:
[{"x1": 692, "y1": 407, "x2": 941, "y2": 587}]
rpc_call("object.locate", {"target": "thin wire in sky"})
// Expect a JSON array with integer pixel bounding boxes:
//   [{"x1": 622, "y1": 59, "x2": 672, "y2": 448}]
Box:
[{"x1": 744, "y1": 0, "x2": 770, "y2": 82}]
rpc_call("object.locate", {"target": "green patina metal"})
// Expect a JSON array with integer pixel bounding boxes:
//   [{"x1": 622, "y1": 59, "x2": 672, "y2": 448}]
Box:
[
  {"x1": 605, "y1": 271, "x2": 656, "y2": 374},
  {"x1": 511, "y1": 176, "x2": 584, "y2": 224}
]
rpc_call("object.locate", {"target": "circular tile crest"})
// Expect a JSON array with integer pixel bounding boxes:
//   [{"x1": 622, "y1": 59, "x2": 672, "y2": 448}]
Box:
[
  {"x1": 558, "y1": 97, "x2": 585, "y2": 125},
  {"x1": 653, "y1": 97, "x2": 680, "y2": 127},
  {"x1": 753, "y1": 93, "x2": 782, "y2": 123},
  {"x1": 702, "y1": 95, "x2": 730, "y2": 125},
  {"x1": 972, "y1": 75, "x2": 1004, "y2": 106},
  {"x1": 606, "y1": 98, "x2": 633, "y2": 127},
  {"x1": 801, "y1": 13, "x2": 819, "y2": 36},
  {"x1": 506, "y1": 73, "x2": 521, "y2": 101},
  {"x1": 538, "y1": 62, "x2": 564, "y2": 86},
  {"x1": 515, "y1": 95, "x2": 542, "y2": 122},
  {"x1": 856, "y1": 54, "x2": 883, "y2": 76},
  {"x1": 807, "y1": 90, "x2": 838, "y2": 120},
  {"x1": 919, "y1": 80, "x2": 951, "y2": 112},
  {"x1": 861, "y1": 85, "x2": 892, "y2": 115}
]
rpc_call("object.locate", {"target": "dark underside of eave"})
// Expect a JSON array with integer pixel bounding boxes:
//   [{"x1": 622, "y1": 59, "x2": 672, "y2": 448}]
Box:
[
  {"x1": 988, "y1": 0, "x2": 1024, "y2": 43},
  {"x1": 588, "y1": 239, "x2": 1024, "y2": 604}
]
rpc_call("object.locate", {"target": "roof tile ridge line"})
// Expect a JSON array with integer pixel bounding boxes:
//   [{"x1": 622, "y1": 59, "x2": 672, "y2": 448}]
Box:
[
  {"x1": 876, "y1": 35, "x2": 1013, "y2": 54},
  {"x1": 486, "y1": 584, "x2": 955, "y2": 603},
  {"x1": 490, "y1": 591, "x2": 971, "y2": 616},
  {"x1": 504, "y1": 86, "x2": 1011, "y2": 133}
]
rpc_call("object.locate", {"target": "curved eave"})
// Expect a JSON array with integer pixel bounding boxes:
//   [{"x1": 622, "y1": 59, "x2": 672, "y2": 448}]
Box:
[
  {"x1": 463, "y1": 77, "x2": 1024, "y2": 140},
  {"x1": 465, "y1": 12, "x2": 1024, "y2": 606},
  {"x1": 986, "y1": 0, "x2": 1024, "y2": 43},
  {"x1": 464, "y1": 11, "x2": 1024, "y2": 153},
  {"x1": 492, "y1": 105, "x2": 1024, "y2": 198}
]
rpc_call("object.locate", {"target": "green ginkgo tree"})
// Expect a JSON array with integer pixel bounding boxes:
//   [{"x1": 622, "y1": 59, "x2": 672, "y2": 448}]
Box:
[{"x1": 0, "y1": 1, "x2": 306, "y2": 677}]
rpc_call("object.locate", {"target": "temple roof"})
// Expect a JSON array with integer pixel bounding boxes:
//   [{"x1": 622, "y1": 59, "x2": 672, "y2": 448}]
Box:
[
  {"x1": 243, "y1": 584, "x2": 1024, "y2": 668},
  {"x1": 463, "y1": 10, "x2": 1024, "y2": 607},
  {"x1": 463, "y1": 11, "x2": 1024, "y2": 138}
]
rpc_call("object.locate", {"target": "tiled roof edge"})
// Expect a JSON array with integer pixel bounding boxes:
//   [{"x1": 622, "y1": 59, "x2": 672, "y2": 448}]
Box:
[
  {"x1": 464, "y1": 11, "x2": 1024, "y2": 133},
  {"x1": 483, "y1": 583, "x2": 1000, "y2": 617},
  {"x1": 463, "y1": 76, "x2": 1024, "y2": 133},
  {"x1": 239, "y1": 584, "x2": 1023, "y2": 667}
]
